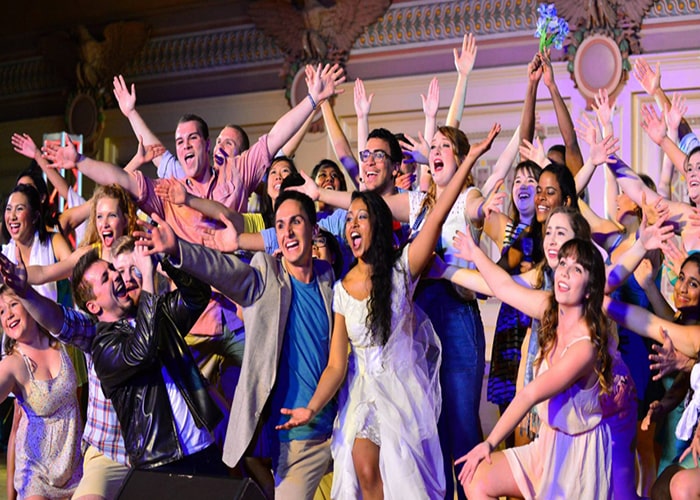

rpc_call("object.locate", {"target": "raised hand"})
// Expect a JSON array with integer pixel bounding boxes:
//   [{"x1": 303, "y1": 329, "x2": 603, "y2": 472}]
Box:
[
  {"x1": 284, "y1": 170, "x2": 320, "y2": 201},
  {"x1": 452, "y1": 229, "x2": 480, "y2": 262},
  {"x1": 133, "y1": 213, "x2": 178, "y2": 257},
  {"x1": 633, "y1": 58, "x2": 661, "y2": 96},
  {"x1": 154, "y1": 179, "x2": 187, "y2": 205},
  {"x1": 400, "y1": 132, "x2": 429, "y2": 165},
  {"x1": 640, "y1": 104, "x2": 667, "y2": 145},
  {"x1": 275, "y1": 407, "x2": 315, "y2": 430},
  {"x1": 641, "y1": 191, "x2": 670, "y2": 226},
  {"x1": 113, "y1": 75, "x2": 137, "y2": 118},
  {"x1": 353, "y1": 78, "x2": 373, "y2": 119},
  {"x1": 306, "y1": 63, "x2": 346, "y2": 106},
  {"x1": 455, "y1": 442, "x2": 492, "y2": 487},
  {"x1": 519, "y1": 137, "x2": 547, "y2": 167},
  {"x1": 454, "y1": 33, "x2": 477, "y2": 77},
  {"x1": 665, "y1": 92, "x2": 688, "y2": 132},
  {"x1": 663, "y1": 238, "x2": 687, "y2": 279},
  {"x1": 421, "y1": 77, "x2": 440, "y2": 118},
  {"x1": 639, "y1": 211, "x2": 674, "y2": 252},
  {"x1": 527, "y1": 52, "x2": 543, "y2": 83},
  {"x1": 632, "y1": 258, "x2": 656, "y2": 290},
  {"x1": 41, "y1": 134, "x2": 80, "y2": 169},
  {"x1": 130, "y1": 241, "x2": 154, "y2": 286},
  {"x1": 592, "y1": 88, "x2": 616, "y2": 129},
  {"x1": 467, "y1": 123, "x2": 501, "y2": 161},
  {"x1": 11, "y1": 133, "x2": 39, "y2": 160},
  {"x1": 480, "y1": 180, "x2": 507, "y2": 219},
  {"x1": 540, "y1": 49, "x2": 555, "y2": 88},
  {"x1": 201, "y1": 214, "x2": 239, "y2": 253},
  {"x1": 575, "y1": 113, "x2": 601, "y2": 145},
  {"x1": 130, "y1": 135, "x2": 165, "y2": 171},
  {"x1": 649, "y1": 327, "x2": 694, "y2": 381}
]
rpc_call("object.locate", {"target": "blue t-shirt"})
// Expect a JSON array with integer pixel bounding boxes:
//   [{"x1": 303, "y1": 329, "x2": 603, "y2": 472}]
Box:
[{"x1": 271, "y1": 275, "x2": 335, "y2": 441}]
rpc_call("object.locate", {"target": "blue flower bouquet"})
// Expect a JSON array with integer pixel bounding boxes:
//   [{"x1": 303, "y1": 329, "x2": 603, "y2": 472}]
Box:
[{"x1": 535, "y1": 3, "x2": 570, "y2": 51}]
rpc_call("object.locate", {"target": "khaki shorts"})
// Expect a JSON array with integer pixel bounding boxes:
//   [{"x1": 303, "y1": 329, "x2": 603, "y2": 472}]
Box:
[{"x1": 72, "y1": 445, "x2": 129, "y2": 500}]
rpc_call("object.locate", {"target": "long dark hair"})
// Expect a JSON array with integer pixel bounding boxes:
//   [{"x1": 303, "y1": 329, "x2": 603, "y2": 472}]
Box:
[
  {"x1": 2, "y1": 184, "x2": 47, "y2": 244},
  {"x1": 15, "y1": 164, "x2": 59, "y2": 228},
  {"x1": 350, "y1": 190, "x2": 399, "y2": 346},
  {"x1": 260, "y1": 157, "x2": 298, "y2": 228},
  {"x1": 537, "y1": 238, "x2": 612, "y2": 394}
]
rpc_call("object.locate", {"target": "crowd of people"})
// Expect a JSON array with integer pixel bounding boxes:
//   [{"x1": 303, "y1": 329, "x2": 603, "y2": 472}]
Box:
[{"x1": 0, "y1": 34, "x2": 699, "y2": 500}]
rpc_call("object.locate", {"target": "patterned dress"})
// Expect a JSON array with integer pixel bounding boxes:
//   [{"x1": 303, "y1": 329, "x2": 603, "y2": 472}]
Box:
[{"x1": 14, "y1": 346, "x2": 82, "y2": 499}]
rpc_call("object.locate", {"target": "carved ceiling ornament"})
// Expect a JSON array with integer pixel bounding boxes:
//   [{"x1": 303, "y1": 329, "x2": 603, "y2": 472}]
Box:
[
  {"x1": 556, "y1": 0, "x2": 657, "y2": 106},
  {"x1": 247, "y1": 0, "x2": 392, "y2": 114}
]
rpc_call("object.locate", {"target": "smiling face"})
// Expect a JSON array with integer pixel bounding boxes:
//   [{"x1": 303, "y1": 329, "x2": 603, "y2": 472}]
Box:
[
  {"x1": 175, "y1": 120, "x2": 210, "y2": 181},
  {"x1": 315, "y1": 165, "x2": 342, "y2": 191},
  {"x1": 429, "y1": 131, "x2": 460, "y2": 188},
  {"x1": 685, "y1": 151, "x2": 700, "y2": 204},
  {"x1": 543, "y1": 212, "x2": 576, "y2": 268},
  {"x1": 275, "y1": 199, "x2": 314, "y2": 269},
  {"x1": 512, "y1": 167, "x2": 538, "y2": 219},
  {"x1": 4, "y1": 191, "x2": 37, "y2": 243},
  {"x1": 535, "y1": 171, "x2": 566, "y2": 223},
  {"x1": 674, "y1": 260, "x2": 700, "y2": 313},
  {"x1": 95, "y1": 197, "x2": 127, "y2": 250},
  {"x1": 361, "y1": 137, "x2": 396, "y2": 194},
  {"x1": 345, "y1": 198, "x2": 373, "y2": 259},
  {"x1": 82, "y1": 260, "x2": 133, "y2": 322},
  {"x1": 267, "y1": 160, "x2": 294, "y2": 203},
  {"x1": 553, "y1": 254, "x2": 590, "y2": 306},
  {"x1": 0, "y1": 290, "x2": 36, "y2": 343}
]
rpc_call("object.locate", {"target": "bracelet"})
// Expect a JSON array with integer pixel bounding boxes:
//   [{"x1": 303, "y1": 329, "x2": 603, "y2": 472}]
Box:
[
  {"x1": 76, "y1": 153, "x2": 86, "y2": 164},
  {"x1": 307, "y1": 93, "x2": 317, "y2": 110}
]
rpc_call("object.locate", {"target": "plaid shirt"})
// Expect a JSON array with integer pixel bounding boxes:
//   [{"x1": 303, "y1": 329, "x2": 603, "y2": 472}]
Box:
[{"x1": 55, "y1": 306, "x2": 129, "y2": 465}]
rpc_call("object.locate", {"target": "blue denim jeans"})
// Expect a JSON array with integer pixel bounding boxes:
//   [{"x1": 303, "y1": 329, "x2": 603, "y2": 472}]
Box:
[{"x1": 416, "y1": 280, "x2": 485, "y2": 500}]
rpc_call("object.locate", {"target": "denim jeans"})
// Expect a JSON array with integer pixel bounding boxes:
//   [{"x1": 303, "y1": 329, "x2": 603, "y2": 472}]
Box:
[{"x1": 416, "y1": 280, "x2": 485, "y2": 500}]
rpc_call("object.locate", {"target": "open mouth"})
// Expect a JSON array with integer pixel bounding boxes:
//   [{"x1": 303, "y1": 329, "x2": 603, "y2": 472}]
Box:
[
  {"x1": 8, "y1": 223, "x2": 20, "y2": 234},
  {"x1": 102, "y1": 230, "x2": 115, "y2": 247},
  {"x1": 432, "y1": 159, "x2": 444, "y2": 174},
  {"x1": 556, "y1": 281, "x2": 570, "y2": 292},
  {"x1": 7, "y1": 319, "x2": 19, "y2": 330},
  {"x1": 184, "y1": 152, "x2": 196, "y2": 166},
  {"x1": 349, "y1": 231, "x2": 362, "y2": 250},
  {"x1": 285, "y1": 240, "x2": 299, "y2": 251},
  {"x1": 114, "y1": 279, "x2": 127, "y2": 299}
]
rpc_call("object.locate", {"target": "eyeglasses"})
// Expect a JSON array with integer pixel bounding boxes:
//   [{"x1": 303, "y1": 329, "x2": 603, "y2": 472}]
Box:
[
  {"x1": 312, "y1": 235, "x2": 327, "y2": 248},
  {"x1": 359, "y1": 149, "x2": 390, "y2": 162}
]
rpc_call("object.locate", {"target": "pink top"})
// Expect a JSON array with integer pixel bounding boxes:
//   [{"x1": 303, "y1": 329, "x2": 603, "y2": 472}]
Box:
[{"x1": 134, "y1": 134, "x2": 271, "y2": 335}]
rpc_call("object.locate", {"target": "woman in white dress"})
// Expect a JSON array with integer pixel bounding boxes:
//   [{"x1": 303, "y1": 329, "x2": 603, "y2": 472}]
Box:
[{"x1": 277, "y1": 124, "x2": 501, "y2": 498}]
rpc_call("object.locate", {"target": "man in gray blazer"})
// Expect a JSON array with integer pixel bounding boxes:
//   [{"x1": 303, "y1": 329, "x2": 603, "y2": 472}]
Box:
[{"x1": 139, "y1": 190, "x2": 336, "y2": 499}]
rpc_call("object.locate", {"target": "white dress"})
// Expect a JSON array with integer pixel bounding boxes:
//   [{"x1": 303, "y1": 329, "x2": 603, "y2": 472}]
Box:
[
  {"x1": 330, "y1": 248, "x2": 444, "y2": 499},
  {"x1": 503, "y1": 337, "x2": 612, "y2": 500}
]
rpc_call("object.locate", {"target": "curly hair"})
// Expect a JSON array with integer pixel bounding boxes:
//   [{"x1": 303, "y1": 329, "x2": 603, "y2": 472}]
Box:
[
  {"x1": 419, "y1": 126, "x2": 473, "y2": 216},
  {"x1": 536, "y1": 238, "x2": 613, "y2": 394},
  {"x1": 81, "y1": 184, "x2": 138, "y2": 251},
  {"x1": 2, "y1": 184, "x2": 47, "y2": 244},
  {"x1": 349, "y1": 190, "x2": 400, "y2": 346}
]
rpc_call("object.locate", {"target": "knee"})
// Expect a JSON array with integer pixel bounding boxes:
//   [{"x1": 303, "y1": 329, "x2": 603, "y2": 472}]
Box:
[
  {"x1": 354, "y1": 461, "x2": 381, "y2": 490},
  {"x1": 670, "y1": 469, "x2": 700, "y2": 500}
]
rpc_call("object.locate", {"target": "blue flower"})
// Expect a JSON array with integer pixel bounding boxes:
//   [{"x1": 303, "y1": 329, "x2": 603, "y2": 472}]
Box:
[{"x1": 535, "y1": 3, "x2": 569, "y2": 51}]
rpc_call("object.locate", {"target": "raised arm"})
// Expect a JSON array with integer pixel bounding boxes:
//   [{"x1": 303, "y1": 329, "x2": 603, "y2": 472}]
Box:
[
  {"x1": 279, "y1": 109, "x2": 314, "y2": 158},
  {"x1": 640, "y1": 103, "x2": 689, "y2": 177},
  {"x1": 422, "y1": 77, "x2": 440, "y2": 142},
  {"x1": 42, "y1": 137, "x2": 140, "y2": 198},
  {"x1": 450, "y1": 228, "x2": 549, "y2": 318},
  {"x1": 519, "y1": 53, "x2": 543, "y2": 145},
  {"x1": 480, "y1": 125, "x2": 521, "y2": 197},
  {"x1": 353, "y1": 78, "x2": 372, "y2": 153},
  {"x1": 320, "y1": 99, "x2": 359, "y2": 186},
  {"x1": 446, "y1": 33, "x2": 477, "y2": 128},
  {"x1": 123, "y1": 136, "x2": 166, "y2": 174},
  {"x1": 541, "y1": 51, "x2": 584, "y2": 174},
  {"x1": 604, "y1": 296, "x2": 700, "y2": 358},
  {"x1": 11, "y1": 133, "x2": 71, "y2": 199}
]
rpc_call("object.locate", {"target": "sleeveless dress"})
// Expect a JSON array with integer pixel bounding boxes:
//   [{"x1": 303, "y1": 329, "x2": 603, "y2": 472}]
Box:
[
  {"x1": 503, "y1": 337, "x2": 612, "y2": 500},
  {"x1": 330, "y1": 247, "x2": 444, "y2": 499},
  {"x1": 14, "y1": 346, "x2": 83, "y2": 499}
]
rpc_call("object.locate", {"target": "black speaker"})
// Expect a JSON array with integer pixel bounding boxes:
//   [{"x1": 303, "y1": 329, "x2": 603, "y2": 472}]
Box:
[{"x1": 117, "y1": 469, "x2": 266, "y2": 500}]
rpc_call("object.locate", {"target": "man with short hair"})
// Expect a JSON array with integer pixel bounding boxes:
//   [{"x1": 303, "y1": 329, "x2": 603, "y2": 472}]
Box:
[
  {"x1": 70, "y1": 248, "x2": 224, "y2": 473},
  {"x1": 138, "y1": 190, "x2": 335, "y2": 499}
]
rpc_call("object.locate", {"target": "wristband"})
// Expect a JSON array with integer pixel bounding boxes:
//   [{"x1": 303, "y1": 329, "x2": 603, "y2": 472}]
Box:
[
  {"x1": 76, "y1": 153, "x2": 86, "y2": 164},
  {"x1": 307, "y1": 93, "x2": 317, "y2": 110}
]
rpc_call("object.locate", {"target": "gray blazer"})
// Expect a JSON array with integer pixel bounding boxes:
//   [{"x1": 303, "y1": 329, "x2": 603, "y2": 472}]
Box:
[{"x1": 176, "y1": 239, "x2": 335, "y2": 467}]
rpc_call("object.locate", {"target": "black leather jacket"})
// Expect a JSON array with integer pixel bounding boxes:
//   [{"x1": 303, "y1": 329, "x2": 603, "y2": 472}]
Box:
[{"x1": 91, "y1": 259, "x2": 221, "y2": 469}]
